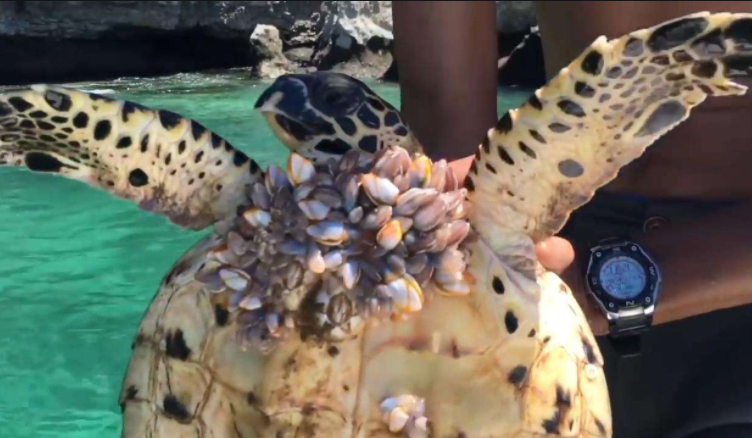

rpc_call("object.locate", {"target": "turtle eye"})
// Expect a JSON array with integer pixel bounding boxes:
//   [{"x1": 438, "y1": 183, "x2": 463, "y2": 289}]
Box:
[
  {"x1": 320, "y1": 86, "x2": 361, "y2": 114},
  {"x1": 311, "y1": 74, "x2": 365, "y2": 117}
]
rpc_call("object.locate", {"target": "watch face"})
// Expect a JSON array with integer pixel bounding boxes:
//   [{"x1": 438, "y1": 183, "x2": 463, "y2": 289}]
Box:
[
  {"x1": 598, "y1": 256, "x2": 646, "y2": 299},
  {"x1": 586, "y1": 242, "x2": 661, "y2": 311}
]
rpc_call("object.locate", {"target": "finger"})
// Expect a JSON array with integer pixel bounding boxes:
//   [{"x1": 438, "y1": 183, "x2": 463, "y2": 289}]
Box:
[
  {"x1": 448, "y1": 155, "x2": 474, "y2": 183},
  {"x1": 535, "y1": 236, "x2": 575, "y2": 274}
]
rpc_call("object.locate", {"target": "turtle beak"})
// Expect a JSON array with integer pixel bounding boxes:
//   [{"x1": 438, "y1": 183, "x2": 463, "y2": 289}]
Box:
[{"x1": 261, "y1": 111, "x2": 313, "y2": 152}]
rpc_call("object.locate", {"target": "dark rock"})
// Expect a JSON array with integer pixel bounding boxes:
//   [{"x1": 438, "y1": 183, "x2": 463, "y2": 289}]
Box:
[
  {"x1": 497, "y1": 27, "x2": 546, "y2": 88},
  {"x1": 0, "y1": 1, "x2": 324, "y2": 39},
  {"x1": 496, "y1": 1, "x2": 537, "y2": 33},
  {"x1": 0, "y1": 1, "x2": 322, "y2": 85},
  {"x1": 0, "y1": 1, "x2": 540, "y2": 85},
  {"x1": 0, "y1": 31, "x2": 257, "y2": 86},
  {"x1": 311, "y1": 2, "x2": 394, "y2": 79},
  {"x1": 319, "y1": 2, "x2": 393, "y2": 49},
  {"x1": 381, "y1": 57, "x2": 399, "y2": 82}
]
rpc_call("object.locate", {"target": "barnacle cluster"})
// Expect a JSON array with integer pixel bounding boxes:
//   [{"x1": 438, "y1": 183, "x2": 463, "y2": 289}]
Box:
[
  {"x1": 196, "y1": 146, "x2": 473, "y2": 352},
  {"x1": 381, "y1": 395, "x2": 429, "y2": 438}
]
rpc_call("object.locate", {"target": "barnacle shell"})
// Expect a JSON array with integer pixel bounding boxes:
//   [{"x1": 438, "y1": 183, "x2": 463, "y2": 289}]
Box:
[
  {"x1": 299, "y1": 199, "x2": 331, "y2": 221},
  {"x1": 195, "y1": 146, "x2": 473, "y2": 352},
  {"x1": 287, "y1": 153, "x2": 315, "y2": 186},
  {"x1": 377, "y1": 220, "x2": 403, "y2": 250},
  {"x1": 243, "y1": 208, "x2": 271, "y2": 228},
  {"x1": 362, "y1": 174, "x2": 400, "y2": 205}
]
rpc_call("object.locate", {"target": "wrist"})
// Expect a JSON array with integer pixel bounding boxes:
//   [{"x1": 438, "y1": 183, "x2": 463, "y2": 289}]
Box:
[{"x1": 580, "y1": 237, "x2": 662, "y2": 338}]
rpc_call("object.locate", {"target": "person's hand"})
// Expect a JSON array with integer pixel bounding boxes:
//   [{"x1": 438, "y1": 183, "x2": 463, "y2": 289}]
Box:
[{"x1": 534, "y1": 237, "x2": 574, "y2": 276}]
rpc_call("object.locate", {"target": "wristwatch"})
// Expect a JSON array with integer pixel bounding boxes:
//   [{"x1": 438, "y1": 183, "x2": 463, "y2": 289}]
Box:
[{"x1": 584, "y1": 237, "x2": 662, "y2": 342}]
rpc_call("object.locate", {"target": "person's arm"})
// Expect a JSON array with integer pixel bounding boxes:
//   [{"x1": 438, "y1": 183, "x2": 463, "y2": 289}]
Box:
[
  {"x1": 634, "y1": 202, "x2": 752, "y2": 324},
  {"x1": 393, "y1": 1, "x2": 499, "y2": 160},
  {"x1": 392, "y1": 1, "x2": 578, "y2": 282},
  {"x1": 558, "y1": 201, "x2": 752, "y2": 335}
]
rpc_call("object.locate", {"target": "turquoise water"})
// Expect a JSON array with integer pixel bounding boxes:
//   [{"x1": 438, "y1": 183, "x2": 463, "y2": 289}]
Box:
[{"x1": 0, "y1": 71, "x2": 531, "y2": 437}]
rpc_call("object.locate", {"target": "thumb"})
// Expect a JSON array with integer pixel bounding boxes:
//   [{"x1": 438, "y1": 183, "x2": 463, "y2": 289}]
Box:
[{"x1": 535, "y1": 236, "x2": 575, "y2": 275}]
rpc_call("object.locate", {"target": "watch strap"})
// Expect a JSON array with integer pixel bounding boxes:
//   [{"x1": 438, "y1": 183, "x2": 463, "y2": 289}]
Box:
[
  {"x1": 608, "y1": 309, "x2": 652, "y2": 357},
  {"x1": 591, "y1": 235, "x2": 631, "y2": 251},
  {"x1": 610, "y1": 310, "x2": 653, "y2": 337}
]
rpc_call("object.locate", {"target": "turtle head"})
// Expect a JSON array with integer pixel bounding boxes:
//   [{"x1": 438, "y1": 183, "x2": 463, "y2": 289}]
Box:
[{"x1": 255, "y1": 72, "x2": 421, "y2": 160}]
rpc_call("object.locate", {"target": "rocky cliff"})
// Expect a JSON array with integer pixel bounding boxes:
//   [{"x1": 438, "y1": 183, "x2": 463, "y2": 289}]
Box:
[{"x1": 0, "y1": 1, "x2": 541, "y2": 86}]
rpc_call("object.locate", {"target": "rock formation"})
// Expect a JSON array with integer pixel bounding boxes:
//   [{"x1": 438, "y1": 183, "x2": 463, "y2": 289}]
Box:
[{"x1": 0, "y1": 1, "x2": 541, "y2": 86}]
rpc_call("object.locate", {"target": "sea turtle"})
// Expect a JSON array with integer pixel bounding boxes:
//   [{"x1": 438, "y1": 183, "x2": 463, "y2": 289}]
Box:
[{"x1": 1, "y1": 11, "x2": 750, "y2": 438}]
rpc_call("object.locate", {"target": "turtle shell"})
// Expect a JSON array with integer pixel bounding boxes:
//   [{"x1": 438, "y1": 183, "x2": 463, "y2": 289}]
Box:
[{"x1": 119, "y1": 148, "x2": 611, "y2": 438}]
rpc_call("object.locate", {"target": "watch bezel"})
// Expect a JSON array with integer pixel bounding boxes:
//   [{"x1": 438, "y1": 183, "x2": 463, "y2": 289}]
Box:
[{"x1": 586, "y1": 241, "x2": 661, "y2": 312}]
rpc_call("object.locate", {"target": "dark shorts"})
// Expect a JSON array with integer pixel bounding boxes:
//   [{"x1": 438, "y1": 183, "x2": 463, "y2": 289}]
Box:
[{"x1": 558, "y1": 192, "x2": 752, "y2": 438}]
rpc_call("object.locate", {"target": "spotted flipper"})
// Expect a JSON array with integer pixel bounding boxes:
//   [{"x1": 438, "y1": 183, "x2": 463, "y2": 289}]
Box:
[
  {"x1": 254, "y1": 72, "x2": 423, "y2": 162},
  {"x1": 0, "y1": 86, "x2": 262, "y2": 229},
  {"x1": 468, "y1": 12, "x2": 752, "y2": 247}
]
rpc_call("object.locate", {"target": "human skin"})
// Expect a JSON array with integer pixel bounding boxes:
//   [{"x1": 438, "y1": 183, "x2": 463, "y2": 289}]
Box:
[{"x1": 394, "y1": 1, "x2": 752, "y2": 335}]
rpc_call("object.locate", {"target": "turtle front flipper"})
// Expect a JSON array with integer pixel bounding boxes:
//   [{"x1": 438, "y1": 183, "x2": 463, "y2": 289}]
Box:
[
  {"x1": 0, "y1": 86, "x2": 262, "y2": 229},
  {"x1": 255, "y1": 72, "x2": 423, "y2": 162},
  {"x1": 468, "y1": 12, "x2": 752, "y2": 246}
]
